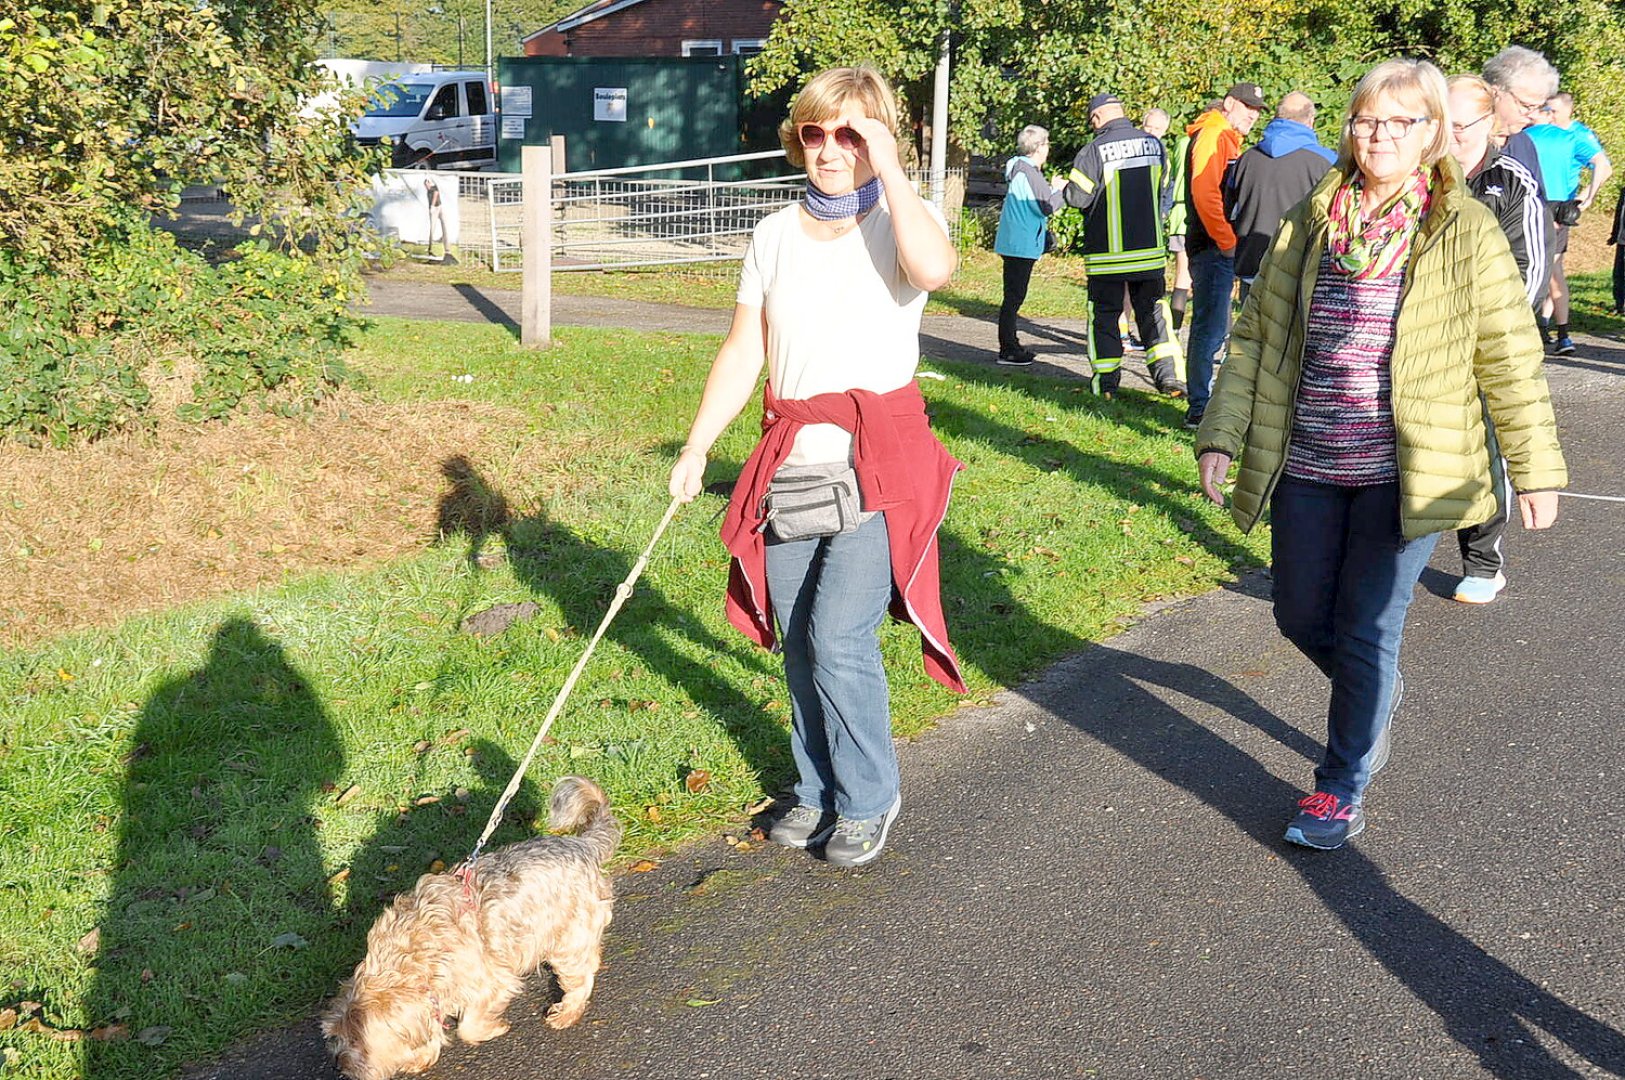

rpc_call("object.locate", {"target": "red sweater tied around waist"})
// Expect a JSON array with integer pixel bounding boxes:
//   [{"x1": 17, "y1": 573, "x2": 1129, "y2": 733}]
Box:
[{"x1": 720, "y1": 380, "x2": 967, "y2": 693}]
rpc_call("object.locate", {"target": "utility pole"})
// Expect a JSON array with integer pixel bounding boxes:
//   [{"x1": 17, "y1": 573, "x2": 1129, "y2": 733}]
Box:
[
  {"x1": 458, "y1": 14, "x2": 465, "y2": 69},
  {"x1": 929, "y1": 24, "x2": 949, "y2": 211},
  {"x1": 485, "y1": 0, "x2": 494, "y2": 84},
  {"x1": 394, "y1": 12, "x2": 402, "y2": 62}
]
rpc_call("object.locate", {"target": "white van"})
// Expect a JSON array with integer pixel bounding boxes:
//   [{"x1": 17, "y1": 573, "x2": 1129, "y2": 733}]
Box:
[{"x1": 352, "y1": 71, "x2": 497, "y2": 170}]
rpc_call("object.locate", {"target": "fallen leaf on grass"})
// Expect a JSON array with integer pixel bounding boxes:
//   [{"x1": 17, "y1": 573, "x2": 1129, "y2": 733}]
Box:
[
  {"x1": 744, "y1": 797, "x2": 774, "y2": 815},
  {"x1": 414, "y1": 795, "x2": 440, "y2": 806},
  {"x1": 0, "y1": 1009, "x2": 16, "y2": 1031},
  {"x1": 77, "y1": 928, "x2": 100, "y2": 955},
  {"x1": 268, "y1": 932, "x2": 308, "y2": 950},
  {"x1": 685, "y1": 998, "x2": 720, "y2": 1007},
  {"x1": 628, "y1": 860, "x2": 659, "y2": 873},
  {"x1": 90, "y1": 1024, "x2": 130, "y2": 1042},
  {"x1": 412, "y1": 740, "x2": 431, "y2": 755},
  {"x1": 328, "y1": 868, "x2": 351, "y2": 885},
  {"x1": 334, "y1": 784, "x2": 362, "y2": 806},
  {"x1": 20, "y1": 1018, "x2": 83, "y2": 1041},
  {"x1": 644, "y1": 806, "x2": 662, "y2": 823},
  {"x1": 135, "y1": 1025, "x2": 170, "y2": 1046},
  {"x1": 684, "y1": 769, "x2": 711, "y2": 793},
  {"x1": 440, "y1": 728, "x2": 472, "y2": 746}
]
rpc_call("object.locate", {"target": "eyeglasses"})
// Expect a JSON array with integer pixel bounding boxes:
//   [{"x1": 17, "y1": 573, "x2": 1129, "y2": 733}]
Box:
[
  {"x1": 798, "y1": 123, "x2": 862, "y2": 151},
  {"x1": 1451, "y1": 112, "x2": 1492, "y2": 135},
  {"x1": 1499, "y1": 88, "x2": 1548, "y2": 114},
  {"x1": 1348, "y1": 115, "x2": 1433, "y2": 140}
]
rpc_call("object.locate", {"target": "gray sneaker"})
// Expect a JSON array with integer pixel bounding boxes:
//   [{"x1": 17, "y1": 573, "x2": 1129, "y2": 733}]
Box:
[
  {"x1": 823, "y1": 795, "x2": 902, "y2": 868},
  {"x1": 767, "y1": 803, "x2": 836, "y2": 849}
]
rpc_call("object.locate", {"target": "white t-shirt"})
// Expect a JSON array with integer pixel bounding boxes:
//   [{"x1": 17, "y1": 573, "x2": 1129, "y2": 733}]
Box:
[{"x1": 736, "y1": 197, "x2": 948, "y2": 466}]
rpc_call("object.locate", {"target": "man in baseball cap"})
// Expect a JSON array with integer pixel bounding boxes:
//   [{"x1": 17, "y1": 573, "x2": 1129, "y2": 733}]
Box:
[{"x1": 1226, "y1": 82, "x2": 1267, "y2": 110}]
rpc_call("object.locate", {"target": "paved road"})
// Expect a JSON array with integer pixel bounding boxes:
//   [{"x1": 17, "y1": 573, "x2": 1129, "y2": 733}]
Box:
[{"x1": 200, "y1": 300, "x2": 1625, "y2": 1079}]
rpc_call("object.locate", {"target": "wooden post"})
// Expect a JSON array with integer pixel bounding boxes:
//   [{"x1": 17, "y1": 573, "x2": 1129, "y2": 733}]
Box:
[
  {"x1": 550, "y1": 135, "x2": 567, "y2": 177},
  {"x1": 522, "y1": 141, "x2": 552, "y2": 348}
]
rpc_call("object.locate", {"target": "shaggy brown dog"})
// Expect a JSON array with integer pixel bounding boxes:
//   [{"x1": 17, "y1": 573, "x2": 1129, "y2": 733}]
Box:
[{"x1": 322, "y1": 776, "x2": 620, "y2": 1080}]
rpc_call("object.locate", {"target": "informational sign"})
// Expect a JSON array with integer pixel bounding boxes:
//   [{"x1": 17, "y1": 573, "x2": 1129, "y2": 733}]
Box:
[
  {"x1": 593, "y1": 87, "x2": 628, "y2": 122},
  {"x1": 501, "y1": 116, "x2": 526, "y2": 139},
  {"x1": 501, "y1": 85, "x2": 532, "y2": 118}
]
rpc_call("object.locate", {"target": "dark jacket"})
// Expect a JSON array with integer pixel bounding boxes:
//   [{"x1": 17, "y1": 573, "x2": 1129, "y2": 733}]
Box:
[
  {"x1": 1466, "y1": 146, "x2": 1550, "y2": 307},
  {"x1": 1063, "y1": 117, "x2": 1168, "y2": 278},
  {"x1": 1226, "y1": 118, "x2": 1335, "y2": 278},
  {"x1": 721, "y1": 381, "x2": 966, "y2": 693}
]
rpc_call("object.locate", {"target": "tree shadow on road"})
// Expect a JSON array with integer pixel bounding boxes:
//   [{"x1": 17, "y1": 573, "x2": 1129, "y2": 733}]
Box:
[{"x1": 1037, "y1": 638, "x2": 1625, "y2": 1078}]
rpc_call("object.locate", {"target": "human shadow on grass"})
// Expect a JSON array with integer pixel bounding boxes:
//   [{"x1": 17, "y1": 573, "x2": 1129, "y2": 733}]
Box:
[
  {"x1": 924, "y1": 394, "x2": 1258, "y2": 573},
  {"x1": 434, "y1": 456, "x2": 789, "y2": 798},
  {"x1": 84, "y1": 618, "x2": 343, "y2": 1079},
  {"x1": 1036, "y1": 639, "x2": 1625, "y2": 1079}
]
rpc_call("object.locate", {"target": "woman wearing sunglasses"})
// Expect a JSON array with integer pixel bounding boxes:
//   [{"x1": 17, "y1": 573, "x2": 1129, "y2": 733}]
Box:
[
  {"x1": 669, "y1": 66, "x2": 963, "y2": 869},
  {"x1": 1193, "y1": 58, "x2": 1567, "y2": 850}
]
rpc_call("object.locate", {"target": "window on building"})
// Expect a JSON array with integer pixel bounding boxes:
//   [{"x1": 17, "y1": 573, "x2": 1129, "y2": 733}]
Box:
[
  {"x1": 732, "y1": 39, "x2": 766, "y2": 56},
  {"x1": 681, "y1": 39, "x2": 723, "y2": 57}
]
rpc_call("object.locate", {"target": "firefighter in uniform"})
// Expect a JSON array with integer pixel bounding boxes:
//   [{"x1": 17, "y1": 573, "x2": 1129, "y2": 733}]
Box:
[{"x1": 1064, "y1": 93, "x2": 1187, "y2": 398}]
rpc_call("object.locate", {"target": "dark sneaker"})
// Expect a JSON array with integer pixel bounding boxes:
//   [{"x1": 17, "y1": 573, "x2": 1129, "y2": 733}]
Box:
[
  {"x1": 1183, "y1": 409, "x2": 1205, "y2": 430},
  {"x1": 1284, "y1": 791, "x2": 1365, "y2": 850},
  {"x1": 997, "y1": 351, "x2": 1035, "y2": 367},
  {"x1": 1094, "y1": 371, "x2": 1121, "y2": 398},
  {"x1": 767, "y1": 803, "x2": 836, "y2": 849},
  {"x1": 1369, "y1": 670, "x2": 1403, "y2": 778},
  {"x1": 822, "y1": 795, "x2": 901, "y2": 868},
  {"x1": 1554, "y1": 336, "x2": 1576, "y2": 356}
]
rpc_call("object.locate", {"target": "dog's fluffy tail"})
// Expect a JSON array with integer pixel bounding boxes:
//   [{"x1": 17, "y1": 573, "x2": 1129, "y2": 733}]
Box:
[{"x1": 549, "y1": 776, "x2": 620, "y2": 864}]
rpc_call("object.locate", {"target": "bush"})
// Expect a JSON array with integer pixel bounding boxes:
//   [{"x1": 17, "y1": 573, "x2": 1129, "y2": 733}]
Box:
[
  {"x1": 0, "y1": 225, "x2": 362, "y2": 446},
  {"x1": 957, "y1": 204, "x2": 1001, "y2": 251},
  {"x1": 1047, "y1": 206, "x2": 1086, "y2": 255}
]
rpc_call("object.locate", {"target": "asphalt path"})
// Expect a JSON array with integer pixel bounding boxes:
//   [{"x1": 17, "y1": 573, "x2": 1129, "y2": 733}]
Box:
[{"x1": 196, "y1": 303, "x2": 1625, "y2": 1079}]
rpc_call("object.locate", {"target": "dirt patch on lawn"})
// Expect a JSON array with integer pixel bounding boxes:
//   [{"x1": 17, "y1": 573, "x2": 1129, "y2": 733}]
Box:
[{"x1": 0, "y1": 394, "x2": 556, "y2": 648}]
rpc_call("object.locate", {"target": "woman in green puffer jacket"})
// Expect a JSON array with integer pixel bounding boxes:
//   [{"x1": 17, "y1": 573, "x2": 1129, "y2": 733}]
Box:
[{"x1": 1193, "y1": 58, "x2": 1567, "y2": 851}]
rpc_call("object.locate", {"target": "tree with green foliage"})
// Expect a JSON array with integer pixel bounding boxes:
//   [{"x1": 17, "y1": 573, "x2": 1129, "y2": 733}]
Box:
[
  {"x1": 0, "y1": 0, "x2": 383, "y2": 444},
  {"x1": 750, "y1": 0, "x2": 1625, "y2": 172}
]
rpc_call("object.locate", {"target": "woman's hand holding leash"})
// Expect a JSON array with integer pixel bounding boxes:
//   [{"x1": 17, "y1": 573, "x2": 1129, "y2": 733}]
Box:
[
  {"x1": 1198, "y1": 451, "x2": 1232, "y2": 507},
  {"x1": 670, "y1": 446, "x2": 707, "y2": 504}
]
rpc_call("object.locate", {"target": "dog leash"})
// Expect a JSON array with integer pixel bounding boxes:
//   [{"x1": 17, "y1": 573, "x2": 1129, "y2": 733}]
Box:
[
  {"x1": 1556, "y1": 491, "x2": 1625, "y2": 503},
  {"x1": 456, "y1": 495, "x2": 685, "y2": 883}
]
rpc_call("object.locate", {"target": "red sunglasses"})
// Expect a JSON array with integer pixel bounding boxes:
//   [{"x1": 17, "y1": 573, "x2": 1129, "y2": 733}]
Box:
[{"x1": 798, "y1": 123, "x2": 862, "y2": 151}]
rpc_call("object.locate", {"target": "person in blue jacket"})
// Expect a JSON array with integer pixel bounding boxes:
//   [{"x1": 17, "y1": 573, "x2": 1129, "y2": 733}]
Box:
[
  {"x1": 992, "y1": 124, "x2": 1065, "y2": 365},
  {"x1": 1225, "y1": 91, "x2": 1336, "y2": 305}
]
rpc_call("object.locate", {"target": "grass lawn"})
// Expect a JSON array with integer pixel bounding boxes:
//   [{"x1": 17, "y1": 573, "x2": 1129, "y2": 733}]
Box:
[
  {"x1": 375, "y1": 246, "x2": 1093, "y2": 320},
  {"x1": 0, "y1": 317, "x2": 1266, "y2": 1079}
]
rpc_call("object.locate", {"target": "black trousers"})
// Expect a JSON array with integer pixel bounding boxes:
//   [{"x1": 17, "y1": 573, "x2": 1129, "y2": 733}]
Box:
[
  {"x1": 1456, "y1": 410, "x2": 1510, "y2": 578},
  {"x1": 999, "y1": 256, "x2": 1037, "y2": 354},
  {"x1": 1086, "y1": 275, "x2": 1181, "y2": 383}
]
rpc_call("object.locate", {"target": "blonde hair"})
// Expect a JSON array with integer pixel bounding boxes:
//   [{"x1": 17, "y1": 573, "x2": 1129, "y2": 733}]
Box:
[
  {"x1": 1337, "y1": 58, "x2": 1452, "y2": 167},
  {"x1": 1446, "y1": 74, "x2": 1499, "y2": 135},
  {"x1": 778, "y1": 66, "x2": 901, "y2": 168}
]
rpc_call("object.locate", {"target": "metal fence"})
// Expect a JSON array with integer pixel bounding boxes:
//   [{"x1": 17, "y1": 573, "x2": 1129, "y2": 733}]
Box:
[{"x1": 428, "y1": 151, "x2": 965, "y2": 272}]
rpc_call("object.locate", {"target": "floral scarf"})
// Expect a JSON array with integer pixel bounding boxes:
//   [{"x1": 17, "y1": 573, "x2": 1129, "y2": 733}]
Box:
[{"x1": 1326, "y1": 168, "x2": 1432, "y2": 280}]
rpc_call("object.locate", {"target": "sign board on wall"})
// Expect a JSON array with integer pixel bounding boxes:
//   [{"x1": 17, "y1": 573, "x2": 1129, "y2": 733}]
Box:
[
  {"x1": 501, "y1": 85, "x2": 533, "y2": 117},
  {"x1": 593, "y1": 87, "x2": 628, "y2": 122},
  {"x1": 501, "y1": 116, "x2": 526, "y2": 139}
]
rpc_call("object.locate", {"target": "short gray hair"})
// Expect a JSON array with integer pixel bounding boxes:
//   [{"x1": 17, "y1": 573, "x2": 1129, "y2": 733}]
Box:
[
  {"x1": 1016, "y1": 124, "x2": 1049, "y2": 157},
  {"x1": 1482, "y1": 45, "x2": 1559, "y2": 98},
  {"x1": 1277, "y1": 91, "x2": 1316, "y2": 123},
  {"x1": 1143, "y1": 107, "x2": 1170, "y2": 127}
]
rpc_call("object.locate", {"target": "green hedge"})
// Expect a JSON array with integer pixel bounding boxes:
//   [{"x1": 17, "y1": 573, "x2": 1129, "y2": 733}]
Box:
[{"x1": 0, "y1": 226, "x2": 362, "y2": 446}]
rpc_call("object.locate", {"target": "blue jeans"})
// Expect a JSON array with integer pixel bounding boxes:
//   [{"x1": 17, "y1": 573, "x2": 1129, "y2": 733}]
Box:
[
  {"x1": 1186, "y1": 247, "x2": 1235, "y2": 415},
  {"x1": 1270, "y1": 477, "x2": 1439, "y2": 803},
  {"x1": 764, "y1": 513, "x2": 898, "y2": 820}
]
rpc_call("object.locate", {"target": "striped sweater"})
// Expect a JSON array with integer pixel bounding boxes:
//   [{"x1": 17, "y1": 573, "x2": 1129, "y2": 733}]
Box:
[{"x1": 1283, "y1": 250, "x2": 1405, "y2": 485}]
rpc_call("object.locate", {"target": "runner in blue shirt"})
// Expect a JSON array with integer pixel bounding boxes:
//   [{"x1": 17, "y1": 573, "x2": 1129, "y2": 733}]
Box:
[{"x1": 1525, "y1": 92, "x2": 1613, "y2": 355}]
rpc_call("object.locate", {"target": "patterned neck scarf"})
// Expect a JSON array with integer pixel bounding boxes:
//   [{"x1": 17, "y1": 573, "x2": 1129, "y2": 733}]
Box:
[
  {"x1": 1327, "y1": 168, "x2": 1432, "y2": 280},
  {"x1": 804, "y1": 177, "x2": 881, "y2": 222}
]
